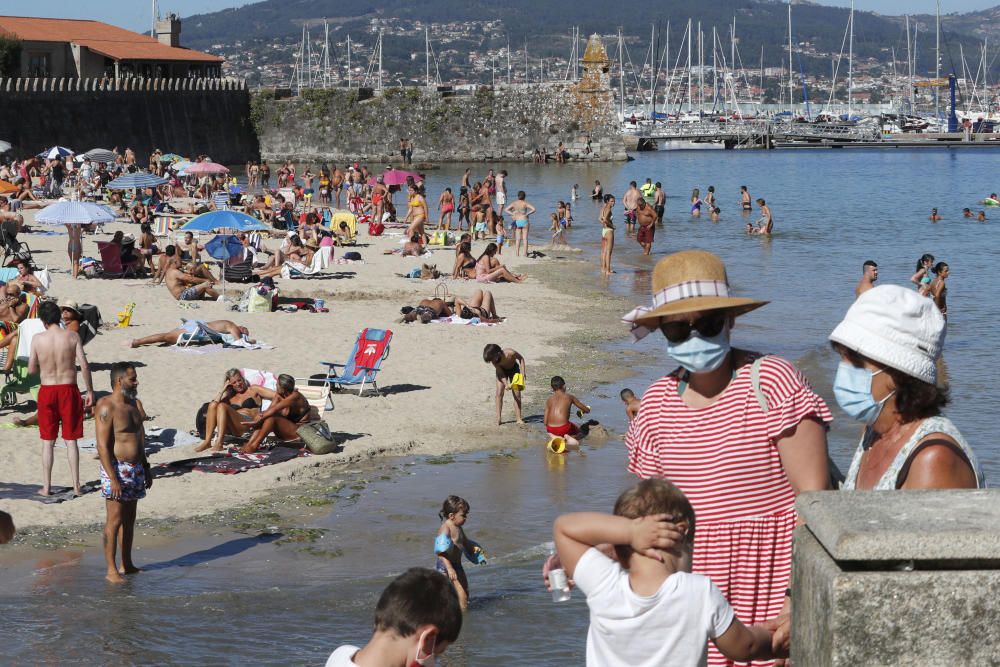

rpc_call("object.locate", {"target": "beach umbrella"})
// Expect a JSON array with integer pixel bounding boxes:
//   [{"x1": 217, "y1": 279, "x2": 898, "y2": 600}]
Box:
[
  {"x1": 181, "y1": 210, "x2": 269, "y2": 232},
  {"x1": 205, "y1": 233, "x2": 245, "y2": 296},
  {"x1": 159, "y1": 153, "x2": 184, "y2": 163},
  {"x1": 0, "y1": 140, "x2": 11, "y2": 153},
  {"x1": 380, "y1": 169, "x2": 422, "y2": 186},
  {"x1": 38, "y1": 146, "x2": 74, "y2": 159},
  {"x1": 35, "y1": 201, "x2": 116, "y2": 225},
  {"x1": 185, "y1": 161, "x2": 230, "y2": 176},
  {"x1": 0, "y1": 180, "x2": 16, "y2": 195},
  {"x1": 106, "y1": 173, "x2": 169, "y2": 190},
  {"x1": 81, "y1": 148, "x2": 117, "y2": 163}
]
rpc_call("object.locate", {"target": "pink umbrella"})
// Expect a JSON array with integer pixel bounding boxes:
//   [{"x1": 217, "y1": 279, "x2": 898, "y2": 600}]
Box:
[
  {"x1": 380, "y1": 169, "x2": 422, "y2": 186},
  {"x1": 185, "y1": 161, "x2": 230, "y2": 176}
]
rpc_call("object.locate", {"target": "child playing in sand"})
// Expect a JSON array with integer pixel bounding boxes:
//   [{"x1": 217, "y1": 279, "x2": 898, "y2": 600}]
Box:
[
  {"x1": 544, "y1": 376, "x2": 591, "y2": 447},
  {"x1": 483, "y1": 343, "x2": 525, "y2": 425},
  {"x1": 324, "y1": 567, "x2": 463, "y2": 666},
  {"x1": 620, "y1": 388, "x2": 641, "y2": 422},
  {"x1": 435, "y1": 495, "x2": 487, "y2": 610},
  {"x1": 553, "y1": 479, "x2": 782, "y2": 666}
]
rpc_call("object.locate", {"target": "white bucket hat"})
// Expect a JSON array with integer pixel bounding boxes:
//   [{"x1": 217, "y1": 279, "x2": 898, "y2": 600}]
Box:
[{"x1": 829, "y1": 284, "x2": 945, "y2": 384}]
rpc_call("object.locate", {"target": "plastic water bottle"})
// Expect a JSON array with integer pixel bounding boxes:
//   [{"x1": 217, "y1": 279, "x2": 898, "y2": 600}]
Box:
[{"x1": 548, "y1": 550, "x2": 571, "y2": 602}]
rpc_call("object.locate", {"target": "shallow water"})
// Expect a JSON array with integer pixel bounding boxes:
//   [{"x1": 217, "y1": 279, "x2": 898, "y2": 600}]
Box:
[{"x1": 3, "y1": 150, "x2": 998, "y2": 664}]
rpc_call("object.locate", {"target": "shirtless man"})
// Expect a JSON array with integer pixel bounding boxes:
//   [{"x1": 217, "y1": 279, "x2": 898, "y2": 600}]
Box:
[
  {"x1": 165, "y1": 263, "x2": 219, "y2": 301},
  {"x1": 127, "y1": 320, "x2": 252, "y2": 348},
  {"x1": 96, "y1": 362, "x2": 152, "y2": 583},
  {"x1": 622, "y1": 181, "x2": 640, "y2": 235},
  {"x1": 855, "y1": 260, "x2": 878, "y2": 298},
  {"x1": 544, "y1": 376, "x2": 591, "y2": 447},
  {"x1": 151, "y1": 245, "x2": 181, "y2": 285},
  {"x1": 28, "y1": 301, "x2": 95, "y2": 496},
  {"x1": 635, "y1": 199, "x2": 657, "y2": 256},
  {"x1": 483, "y1": 343, "x2": 525, "y2": 426},
  {"x1": 0, "y1": 282, "x2": 28, "y2": 326},
  {"x1": 653, "y1": 182, "x2": 666, "y2": 224},
  {"x1": 495, "y1": 170, "x2": 508, "y2": 209},
  {"x1": 331, "y1": 164, "x2": 344, "y2": 209}
]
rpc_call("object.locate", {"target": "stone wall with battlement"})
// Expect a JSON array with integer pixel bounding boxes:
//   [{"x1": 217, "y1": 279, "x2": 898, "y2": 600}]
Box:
[
  {"x1": 0, "y1": 78, "x2": 257, "y2": 164},
  {"x1": 255, "y1": 82, "x2": 626, "y2": 164}
]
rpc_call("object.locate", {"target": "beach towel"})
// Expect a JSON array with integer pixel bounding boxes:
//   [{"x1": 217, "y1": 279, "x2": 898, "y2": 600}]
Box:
[
  {"x1": 0, "y1": 480, "x2": 100, "y2": 503},
  {"x1": 430, "y1": 316, "x2": 501, "y2": 327},
  {"x1": 70, "y1": 426, "x2": 201, "y2": 452},
  {"x1": 156, "y1": 446, "x2": 306, "y2": 475}
]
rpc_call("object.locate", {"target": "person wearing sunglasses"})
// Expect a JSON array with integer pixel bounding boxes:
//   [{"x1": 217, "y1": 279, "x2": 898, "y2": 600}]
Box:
[{"x1": 621, "y1": 249, "x2": 832, "y2": 667}]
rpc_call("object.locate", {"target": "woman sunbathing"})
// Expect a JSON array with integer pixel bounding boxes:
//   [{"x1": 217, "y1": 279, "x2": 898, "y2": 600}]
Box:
[
  {"x1": 400, "y1": 289, "x2": 501, "y2": 324},
  {"x1": 452, "y1": 241, "x2": 477, "y2": 279},
  {"x1": 475, "y1": 243, "x2": 524, "y2": 283},
  {"x1": 240, "y1": 374, "x2": 314, "y2": 454},
  {"x1": 195, "y1": 368, "x2": 269, "y2": 451}
]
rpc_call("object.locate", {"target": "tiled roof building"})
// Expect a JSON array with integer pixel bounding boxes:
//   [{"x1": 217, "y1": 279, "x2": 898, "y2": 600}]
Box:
[{"x1": 0, "y1": 14, "x2": 223, "y2": 78}]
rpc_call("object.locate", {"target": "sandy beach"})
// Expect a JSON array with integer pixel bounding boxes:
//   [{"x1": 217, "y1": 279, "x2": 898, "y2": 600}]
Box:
[{"x1": 0, "y1": 208, "x2": 638, "y2": 533}]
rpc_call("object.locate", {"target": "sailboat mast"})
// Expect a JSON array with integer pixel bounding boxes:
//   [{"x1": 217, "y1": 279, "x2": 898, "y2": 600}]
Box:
[
  {"x1": 935, "y1": 0, "x2": 941, "y2": 119},
  {"x1": 713, "y1": 26, "x2": 718, "y2": 111},
  {"x1": 507, "y1": 37, "x2": 511, "y2": 85},
  {"x1": 346, "y1": 35, "x2": 351, "y2": 88},
  {"x1": 905, "y1": 15, "x2": 911, "y2": 110},
  {"x1": 425, "y1": 27, "x2": 430, "y2": 86},
  {"x1": 848, "y1": 0, "x2": 854, "y2": 118},
  {"x1": 378, "y1": 29, "x2": 383, "y2": 93},
  {"x1": 651, "y1": 24, "x2": 657, "y2": 119},
  {"x1": 687, "y1": 19, "x2": 692, "y2": 113},
  {"x1": 698, "y1": 22, "x2": 704, "y2": 114},
  {"x1": 787, "y1": 1, "x2": 794, "y2": 116},
  {"x1": 619, "y1": 28, "x2": 625, "y2": 118}
]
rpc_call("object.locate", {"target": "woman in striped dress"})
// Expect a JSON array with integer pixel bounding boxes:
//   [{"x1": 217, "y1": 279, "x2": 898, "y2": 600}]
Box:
[{"x1": 622, "y1": 250, "x2": 832, "y2": 667}]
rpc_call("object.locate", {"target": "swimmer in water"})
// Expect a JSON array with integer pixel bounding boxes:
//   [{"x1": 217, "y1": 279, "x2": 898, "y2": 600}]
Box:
[
  {"x1": 929, "y1": 208, "x2": 942, "y2": 222},
  {"x1": 746, "y1": 198, "x2": 773, "y2": 235},
  {"x1": 978, "y1": 210, "x2": 987, "y2": 222},
  {"x1": 690, "y1": 188, "x2": 703, "y2": 217},
  {"x1": 963, "y1": 208, "x2": 973, "y2": 218},
  {"x1": 740, "y1": 185, "x2": 752, "y2": 213},
  {"x1": 910, "y1": 253, "x2": 935, "y2": 295},
  {"x1": 434, "y1": 495, "x2": 486, "y2": 610}
]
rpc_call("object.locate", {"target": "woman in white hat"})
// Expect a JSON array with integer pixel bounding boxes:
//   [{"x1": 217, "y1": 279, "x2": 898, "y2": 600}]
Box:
[
  {"x1": 622, "y1": 250, "x2": 832, "y2": 666},
  {"x1": 829, "y1": 284, "x2": 983, "y2": 489}
]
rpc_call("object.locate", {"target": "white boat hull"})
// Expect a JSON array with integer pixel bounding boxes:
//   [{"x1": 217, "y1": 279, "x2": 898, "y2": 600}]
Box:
[{"x1": 655, "y1": 139, "x2": 726, "y2": 151}]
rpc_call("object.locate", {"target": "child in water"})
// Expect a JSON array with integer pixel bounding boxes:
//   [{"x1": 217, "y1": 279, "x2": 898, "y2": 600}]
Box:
[
  {"x1": 620, "y1": 388, "x2": 641, "y2": 423},
  {"x1": 435, "y1": 495, "x2": 487, "y2": 610}
]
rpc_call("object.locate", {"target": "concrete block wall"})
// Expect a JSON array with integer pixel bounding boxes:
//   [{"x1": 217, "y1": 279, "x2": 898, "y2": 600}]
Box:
[{"x1": 255, "y1": 84, "x2": 627, "y2": 163}]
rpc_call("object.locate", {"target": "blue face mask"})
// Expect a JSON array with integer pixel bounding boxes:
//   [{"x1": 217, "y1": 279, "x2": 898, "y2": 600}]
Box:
[
  {"x1": 667, "y1": 327, "x2": 731, "y2": 373},
  {"x1": 833, "y1": 362, "x2": 894, "y2": 424}
]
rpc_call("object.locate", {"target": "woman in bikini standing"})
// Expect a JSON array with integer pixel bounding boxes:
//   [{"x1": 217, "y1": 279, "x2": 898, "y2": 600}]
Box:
[
  {"x1": 504, "y1": 190, "x2": 536, "y2": 258},
  {"x1": 599, "y1": 194, "x2": 616, "y2": 276},
  {"x1": 438, "y1": 188, "x2": 455, "y2": 230},
  {"x1": 66, "y1": 222, "x2": 83, "y2": 279}
]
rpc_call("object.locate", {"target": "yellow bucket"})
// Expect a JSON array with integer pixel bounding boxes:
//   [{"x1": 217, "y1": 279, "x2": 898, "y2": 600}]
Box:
[
  {"x1": 510, "y1": 373, "x2": 525, "y2": 392},
  {"x1": 547, "y1": 436, "x2": 566, "y2": 454}
]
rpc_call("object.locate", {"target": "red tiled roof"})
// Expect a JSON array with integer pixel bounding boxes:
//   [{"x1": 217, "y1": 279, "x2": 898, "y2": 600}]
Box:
[{"x1": 0, "y1": 15, "x2": 222, "y2": 63}]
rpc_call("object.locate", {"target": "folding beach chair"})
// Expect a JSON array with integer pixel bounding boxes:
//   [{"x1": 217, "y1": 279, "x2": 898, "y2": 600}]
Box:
[
  {"x1": 319, "y1": 328, "x2": 393, "y2": 396},
  {"x1": 0, "y1": 221, "x2": 34, "y2": 268},
  {"x1": 175, "y1": 320, "x2": 226, "y2": 347},
  {"x1": 212, "y1": 191, "x2": 231, "y2": 211},
  {"x1": 0, "y1": 319, "x2": 43, "y2": 410},
  {"x1": 97, "y1": 241, "x2": 142, "y2": 278}
]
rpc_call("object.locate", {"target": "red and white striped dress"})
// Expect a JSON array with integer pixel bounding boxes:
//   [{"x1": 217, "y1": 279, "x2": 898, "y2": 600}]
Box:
[{"x1": 625, "y1": 354, "x2": 832, "y2": 667}]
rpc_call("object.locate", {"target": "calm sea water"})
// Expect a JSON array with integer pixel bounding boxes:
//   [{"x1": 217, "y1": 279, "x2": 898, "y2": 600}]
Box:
[{"x1": 2, "y1": 150, "x2": 996, "y2": 665}]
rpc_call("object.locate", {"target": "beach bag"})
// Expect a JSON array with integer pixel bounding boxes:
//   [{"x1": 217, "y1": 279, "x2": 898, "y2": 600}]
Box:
[
  {"x1": 368, "y1": 220, "x2": 385, "y2": 236},
  {"x1": 241, "y1": 284, "x2": 276, "y2": 313},
  {"x1": 434, "y1": 282, "x2": 450, "y2": 301},
  {"x1": 406, "y1": 267, "x2": 422, "y2": 279},
  {"x1": 343, "y1": 251, "x2": 361, "y2": 261},
  {"x1": 297, "y1": 421, "x2": 340, "y2": 455},
  {"x1": 429, "y1": 230, "x2": 448, "y2": 246}
]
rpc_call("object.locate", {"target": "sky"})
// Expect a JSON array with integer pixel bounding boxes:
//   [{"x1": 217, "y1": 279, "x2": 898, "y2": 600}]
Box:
[{"x1": 7, "y1": 1, "x2": 999, "y2": 33}]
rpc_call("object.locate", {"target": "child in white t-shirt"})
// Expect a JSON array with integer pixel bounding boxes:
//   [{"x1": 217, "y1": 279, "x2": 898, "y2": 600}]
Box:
[
  {"x1": 553, "y1": 479, "x2": 781, "y2": 667},
  {"x1": 325, "y1": 567, "x2": 463, "y2": 667}
]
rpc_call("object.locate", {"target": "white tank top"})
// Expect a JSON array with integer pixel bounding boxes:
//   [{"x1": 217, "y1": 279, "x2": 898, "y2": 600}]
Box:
[{"x1": 842, "y1": 416, "x2": 986, "y2": 490}]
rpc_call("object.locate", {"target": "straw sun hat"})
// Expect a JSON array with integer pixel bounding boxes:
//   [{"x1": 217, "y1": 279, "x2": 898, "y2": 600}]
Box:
[
  {"x1": 59, "y1": 299, "x2": 82, "y2": 316},
  {"x1": 622, "y1": 250, "x2": 769, "y2": 340}
]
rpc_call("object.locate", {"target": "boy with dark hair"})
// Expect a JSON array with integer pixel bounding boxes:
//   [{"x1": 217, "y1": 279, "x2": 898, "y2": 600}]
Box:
[
  {"x1": 326, "y1": 567, "x2": 463, "y2": 666},
  {"x1": 544, "y1": 375, "x2": 591, "y2": 446},
  {"x1": 553, "y1": 479, "x2": 780, "y2": 666},
  {"x1": 483, "y1": 343, "x2": 525, "y2": 425},
  {"x1": 620, "y1": 388, "x2": 641, "y2": 423}
]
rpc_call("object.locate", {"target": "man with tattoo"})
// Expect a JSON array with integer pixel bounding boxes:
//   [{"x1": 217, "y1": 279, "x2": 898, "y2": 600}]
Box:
[
  {"x1": 96, "y1": 362, "x2": 152, "y2": 583},
  {"x1": 28, "y1": 301, "x2": 94, "y2": 496}
]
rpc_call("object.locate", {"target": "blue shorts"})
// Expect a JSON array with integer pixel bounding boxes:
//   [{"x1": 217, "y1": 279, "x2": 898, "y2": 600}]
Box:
[
  {"x1": 180, "y1": 286, "x2": 201, "y2": 301},
  {"x1": 101, "y1": 460, "x2": 147, "y2": 502},
  {"x1": 515, "y1": 220, "x2": 528, "y2": 229},
  {"x1": 496, "y1": 235, "x2": 505, "y2": 245}
]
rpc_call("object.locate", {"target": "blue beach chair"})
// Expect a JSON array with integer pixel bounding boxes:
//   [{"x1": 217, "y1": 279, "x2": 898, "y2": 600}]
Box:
[{"x1": 319, "y1": 328, "x2": 393, "y2": 396}]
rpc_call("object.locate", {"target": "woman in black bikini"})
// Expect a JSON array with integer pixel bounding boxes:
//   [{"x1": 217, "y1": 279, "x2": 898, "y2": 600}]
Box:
[
  {"x1": 452, "y1": 241, "x2": 477, "y2": 279},
  {"x1": 400, "y1": 289, "x2": 501, "y2": 324},
  {"x1": 241, "y1": 374, "x2": 314, "y2": 454},
  {"x1": 195, "y1": 369, "x2": 268, "y2": 452}
]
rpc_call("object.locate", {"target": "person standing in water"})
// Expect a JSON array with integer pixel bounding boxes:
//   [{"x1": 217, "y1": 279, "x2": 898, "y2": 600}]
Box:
[
  {"x1": 929, "y1": 262, "x2": 949, "y2": 319},
  {"x1": 653, "y1": 182, "x2": 666, "y2": 224},
  {"x1": 690, "y1": 189, "x2": 703, "y2": 217},
  {"x1": 504, "y1": 190, "x2": 536, "y2": 258},
  {"x1": 746, "y1": 199, "x2": 773, "y2": 235},
  {"x1": 855, "y1": 260, "x2": 878, "y2": 298},
  {"x1": 622, "y1": 181, "x2": 640, "y2": 234},
  {"x1": 636, "y1": 199, "x2": 656, "y2": 256},
  {"x1": 910, "y1": 254, "x2": 935, "y2": 296},
  {"x1": 600, "y1": 194, "x2": 616, "y2": 275},
  {"x1": 96, "y1": 362, "x2": 152, "y2": 583},
  {"x1": 740, "y1": 185, "x2": 752, "y2": 213}
]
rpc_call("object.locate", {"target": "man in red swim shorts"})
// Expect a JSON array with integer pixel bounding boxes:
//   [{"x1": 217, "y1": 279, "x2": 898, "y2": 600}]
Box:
[
  {"x1": 543, "y1": 375, "x2": 592, "y2": 447},
  {"x1": 28, "y1": 301, "x2": 94, "y2": 496},
  {"x1": 636, "y1": 199, "x2": 656, "y2": 256}
]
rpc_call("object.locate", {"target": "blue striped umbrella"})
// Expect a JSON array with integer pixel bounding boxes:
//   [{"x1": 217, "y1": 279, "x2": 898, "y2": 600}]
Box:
[
  {"x1": 106, "y1": 173, "x2": 170, "y2": 190},
  {"x1": 37, "y1": 146, "x2": 74, "y2": 159},
  {"x1": 35, "y1": 201, "x2": 117, "y2": 225},
  {"x1": 181, "y1": 210, "x2": 270, "y2": 232}
]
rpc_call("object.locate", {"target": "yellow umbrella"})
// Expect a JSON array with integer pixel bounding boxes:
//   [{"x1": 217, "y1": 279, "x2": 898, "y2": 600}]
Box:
[{"x1": 0, "y1": 180, "x2": 17, "y2": 195}]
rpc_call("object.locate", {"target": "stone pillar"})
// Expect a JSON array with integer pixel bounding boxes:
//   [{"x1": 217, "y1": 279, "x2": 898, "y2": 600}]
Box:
[{"x1": 792, "y1": 490, "x2": 1000, "y2": 666}]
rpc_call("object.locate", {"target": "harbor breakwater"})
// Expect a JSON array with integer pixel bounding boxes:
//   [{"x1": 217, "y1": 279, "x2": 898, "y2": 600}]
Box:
[
  {"x1": 254, "y1": 82, "x2": 626, "y2": 164},
  {"x1": 0, "y1": 77, "x2": 258, "y2": 165}
]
